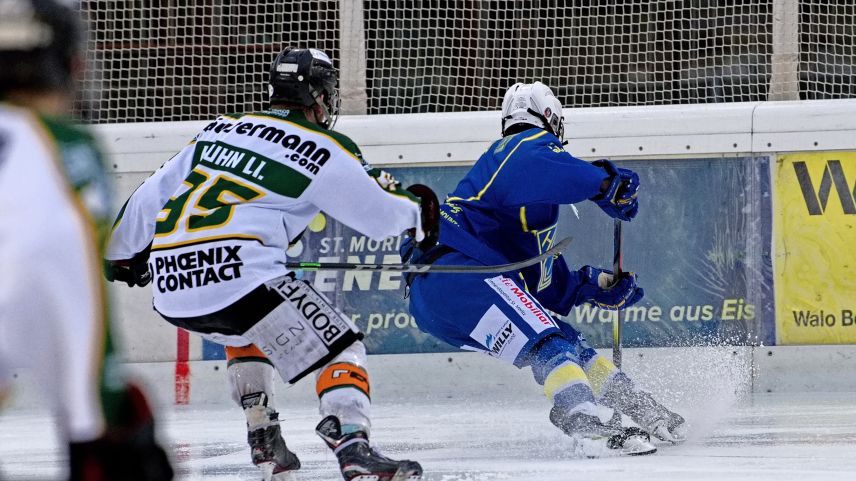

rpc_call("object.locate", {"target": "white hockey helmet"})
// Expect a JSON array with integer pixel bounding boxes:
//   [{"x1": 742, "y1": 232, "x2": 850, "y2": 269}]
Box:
[{"x1": 501, "y1": 81, "x2": 565, "y2": 140}]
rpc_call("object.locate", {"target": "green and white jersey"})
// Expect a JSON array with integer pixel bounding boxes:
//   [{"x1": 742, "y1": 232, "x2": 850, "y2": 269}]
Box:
[
  {"x1": 107, "y1": 110, "x2": 422, "y2": 318},
  {"x1": 0, "y1": 103, "x2": 124, "y2": 442}
]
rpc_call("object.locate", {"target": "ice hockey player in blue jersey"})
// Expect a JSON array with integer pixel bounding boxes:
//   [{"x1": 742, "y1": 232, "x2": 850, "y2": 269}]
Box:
[{"x1": 403, "y1": 82, "x2": 685, "y2": 457}]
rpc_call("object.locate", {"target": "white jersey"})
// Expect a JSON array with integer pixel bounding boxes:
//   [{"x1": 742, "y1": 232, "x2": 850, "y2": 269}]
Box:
[
  {"x1": 0, "y1": 104, "x2": 116, "y2": 441},
  {"x1": 107, "y1": 110, "x2": 422, "y2": 318}
]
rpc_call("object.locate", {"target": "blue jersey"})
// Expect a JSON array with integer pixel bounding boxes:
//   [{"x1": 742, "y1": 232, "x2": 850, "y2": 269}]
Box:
[{"x1": 437, "y1": 127, "x2": 608, "y2": 316}]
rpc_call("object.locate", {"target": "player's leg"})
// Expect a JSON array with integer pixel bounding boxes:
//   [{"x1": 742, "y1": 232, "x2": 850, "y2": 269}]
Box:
[
  {"x1": 408, "y1": 252, "x2": 654, "y2": 456},
  {"x1": 554, "y1": 323, "x2": 686, "y2": 442},
  {"x1": 225, "y1": 345, "x2": 300, "y2": 480},
  {"x1": 235, "y1": 276, "x2": 421, "y2": 481},
  {"x1": 53, "y1": 307, "x2": 173, "y2": 480},
  {"x1": 160, "y1": 305, "x2": 302, "y2": 480},
  {"x1": 314, "y1": 341, "x2": 371, "y2": 434},
  {"x1": 523, "y1": 333, "x2": 654, "y2": 455},
  {"x1": 4, "y1": 296, "x2": 173, "y2": 480},
  {"x1": 314, "y1": 340, "x2": 422, "y2": 481}
]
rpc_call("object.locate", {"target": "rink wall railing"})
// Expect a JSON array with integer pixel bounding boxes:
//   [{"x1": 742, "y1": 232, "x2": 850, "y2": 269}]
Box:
[
  {"x1": 99, "y1": 99, "x2": 856, "y2": 173},
  {"x1": 89, "y1": 100, "x2": 856, "y2": 402}
]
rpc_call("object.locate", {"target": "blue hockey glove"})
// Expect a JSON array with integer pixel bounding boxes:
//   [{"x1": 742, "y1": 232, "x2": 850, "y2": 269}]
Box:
[
  {"x1": 590, "y1": 159, "x2": 639, "y2": 221},
  {"x1": 572, "y1": 266, "x2": 644, "y2": 310}
]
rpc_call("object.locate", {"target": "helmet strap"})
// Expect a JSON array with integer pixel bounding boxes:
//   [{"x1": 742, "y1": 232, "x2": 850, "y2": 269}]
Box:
[
  {"x1": 501, "y1": 114, "x2": 513, "y2": 134},
  {"x1": 526, "y1": 107, "x2": 557, "y2": 136},
  {"x1": 308, "y1": 86, "x2": 340, "y2": 129}
]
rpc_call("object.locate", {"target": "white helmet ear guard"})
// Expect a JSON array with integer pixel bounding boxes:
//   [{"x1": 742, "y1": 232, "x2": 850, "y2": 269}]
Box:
[{"x1": 501, "y1": 81, "x2": 565, "y2": 141}]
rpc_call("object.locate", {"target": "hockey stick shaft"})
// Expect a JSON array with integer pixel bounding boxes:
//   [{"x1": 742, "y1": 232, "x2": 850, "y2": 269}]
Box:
[
  {"x1": 287, "y1": 236, "x2": 572, "y2": 273},
  {"x1": 612, "y1": 219, "x2": 623, "y2": 369}
]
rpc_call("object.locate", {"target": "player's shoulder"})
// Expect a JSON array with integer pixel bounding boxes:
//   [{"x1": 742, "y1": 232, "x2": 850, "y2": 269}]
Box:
[
  {"x1": 37, "y1": 114, "x2": 98, "y2": 145},
  {"x1": 270, "y1": 110, "x2": 362, "y2": 160},
  {"x1": 318, "y1": 127, "x2": 362, "y2": 160},
  {"x1": 0, "y1": 104, "x2": 97, "y2": 154},
  {"x1": 230, "y1": 110, "x2": 363, "y2": 160},
  {"x1": 38, "y1": 115, "x2": 113, "y2": 218},
  {"x1": 0, "y1": 108, "x2": 110, "y2": 223},
  {"x1": 36, "y1": 114, "x2": 108, "y2": 178}
]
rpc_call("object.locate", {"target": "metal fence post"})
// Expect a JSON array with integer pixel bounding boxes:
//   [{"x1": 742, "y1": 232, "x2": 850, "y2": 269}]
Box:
[
  {"x1": 770, "y1": 0, "x2": 800, "y2": 100},
  {"x1": 339, "y1": 0, "x2": 369, "y2": 114}
]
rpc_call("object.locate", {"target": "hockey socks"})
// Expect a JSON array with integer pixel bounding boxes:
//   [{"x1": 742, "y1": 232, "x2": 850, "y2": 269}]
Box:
[
  {"x1": 530, "y1": 335, "x2": 657, "y2": 456},
  {"x1": 530, "y1": 335, "x2": 597, "y2": 410}
]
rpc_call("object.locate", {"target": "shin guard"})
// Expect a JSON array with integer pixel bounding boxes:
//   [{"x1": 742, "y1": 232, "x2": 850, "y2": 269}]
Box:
[{"x1": 315, "y1": 342, "x2": 371, "y2": 434}]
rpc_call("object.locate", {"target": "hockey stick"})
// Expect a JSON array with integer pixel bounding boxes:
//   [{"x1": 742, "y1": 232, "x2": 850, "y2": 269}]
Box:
[
  {"x1": 612, "y1": 219, "x2": 623, "y2": 369},
  {"x1": 286, "y1": 236, "x2": 573, "y2": 273}
]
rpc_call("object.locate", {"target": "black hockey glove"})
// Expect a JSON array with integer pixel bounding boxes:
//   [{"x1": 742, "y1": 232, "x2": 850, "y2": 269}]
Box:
[
  {"x1": 104, "y1": 244, "x2": 152, "y2": 287},
  {"x1": 405, "y1": 183, "x2": 440, "y2": 251},
  {"x1": 590, "y1": 159, "x2": 640, "y2": 221},
  {"x1": 68, "y1": 383, "x2": 174, "y2": 481}
]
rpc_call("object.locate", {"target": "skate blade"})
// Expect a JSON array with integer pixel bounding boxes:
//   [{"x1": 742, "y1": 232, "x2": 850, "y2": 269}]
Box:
[
  {"x1": 349, "y1": 475, "x2": 420, "y2": 481},
  {"x1": 391, "y1": 473, "x2": 422, "y2": 481},
  {"x1": 258, "y1": 463, "x2": 274, "y2": 481},
  {"x1": 271, "y1": 469, "x2": 298, "y2": 481},
  {"x1": 347, "y1": 468, "x2": 421, "y2": 481},
  {"x1": 650, "y1": 421, "x2": 687, "y2": 444},
  {"x1": 573, "y1": 434, "x2": 657, "y2": 458},
  {"x1": 620, "y1": 434, "x2": 658, "y2": 456},
  {"x1": 257, "y1": 462, "x2": 298, "y2": 481}
]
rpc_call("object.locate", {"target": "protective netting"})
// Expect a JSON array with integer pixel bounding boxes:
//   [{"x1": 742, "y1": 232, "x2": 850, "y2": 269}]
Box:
[
  {"x1": 77, "y1": 1, "x2": 339, "y2": 123},
  {"x1": 800, "y1": 0, "x2": 856, "y2": 99},
  {"x1": 365, "y1": 1, "x2": 773, "y2": 113},
  {"x1": 74, "y1": 1, "x2": 856, "y2": 123}
]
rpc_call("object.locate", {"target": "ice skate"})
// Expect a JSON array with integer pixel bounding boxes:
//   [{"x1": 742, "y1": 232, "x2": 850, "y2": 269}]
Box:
[
  {"x1": 601, "y1": 387, "x2": 686, "y2": 443},
  {"x1": 316, "y1": 415, "x2": 423, "y2": 481},
  {"x1": 242, "y1": 393, "x2": 301, "y2": 481},
  {"x1": 550, "y1": 402, "x2": 657, "y2": 457}
]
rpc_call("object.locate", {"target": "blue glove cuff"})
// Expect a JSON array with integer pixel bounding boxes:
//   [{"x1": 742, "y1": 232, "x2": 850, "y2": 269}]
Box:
[
  {"x1": 590, "y1": 159, "x2": 639, "y2": 222},
  {"x1": 572, "y1": 266, "x2": 644, "y2": 310}
]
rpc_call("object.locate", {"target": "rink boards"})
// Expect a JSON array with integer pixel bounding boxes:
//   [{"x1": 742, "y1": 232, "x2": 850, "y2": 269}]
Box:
[{"x1": 89, "y1": 100, "x2": 856, "y2": 369}]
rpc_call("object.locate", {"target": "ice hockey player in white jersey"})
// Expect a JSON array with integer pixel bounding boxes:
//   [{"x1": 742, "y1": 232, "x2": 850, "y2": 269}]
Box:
[
  {"x1": 105, "y1": 46, "x2": 433, "y2": 481},
  {"x1": 0, "y1": 1, "x2": 173, "y2": 480}
]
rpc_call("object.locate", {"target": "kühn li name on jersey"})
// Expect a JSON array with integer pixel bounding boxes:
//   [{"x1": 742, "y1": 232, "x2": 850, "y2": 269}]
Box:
[{"x1": 202, "y1": 117, "x2": 331, "y2": 175}]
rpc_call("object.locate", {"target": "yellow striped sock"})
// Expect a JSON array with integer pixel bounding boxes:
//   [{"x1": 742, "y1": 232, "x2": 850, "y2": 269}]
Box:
[
  {"x1": 584, "y1": 355, "x2": 618, "y2": 396},
  {"x1": 543, "y1": 362, "x2": 589, "y2": 403}
]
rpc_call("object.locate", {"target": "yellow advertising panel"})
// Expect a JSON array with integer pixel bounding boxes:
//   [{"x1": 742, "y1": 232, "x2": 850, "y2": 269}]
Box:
[{"x1": 775, "y1": 152, "x2": 856, "y2": 345}]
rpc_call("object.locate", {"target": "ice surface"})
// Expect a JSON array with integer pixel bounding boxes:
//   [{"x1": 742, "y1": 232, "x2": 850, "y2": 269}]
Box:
[{"x1": 2, "y1": 391, "x2": 856, "y2": 481}]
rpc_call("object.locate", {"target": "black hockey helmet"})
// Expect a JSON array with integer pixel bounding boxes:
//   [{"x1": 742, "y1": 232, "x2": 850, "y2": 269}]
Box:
[
  {"x1": 0, "y1": 0, "x2": 82, "y2": 95},
  {"x1": 268, "y1": 47, "x2": 340, "y2": 129}
]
